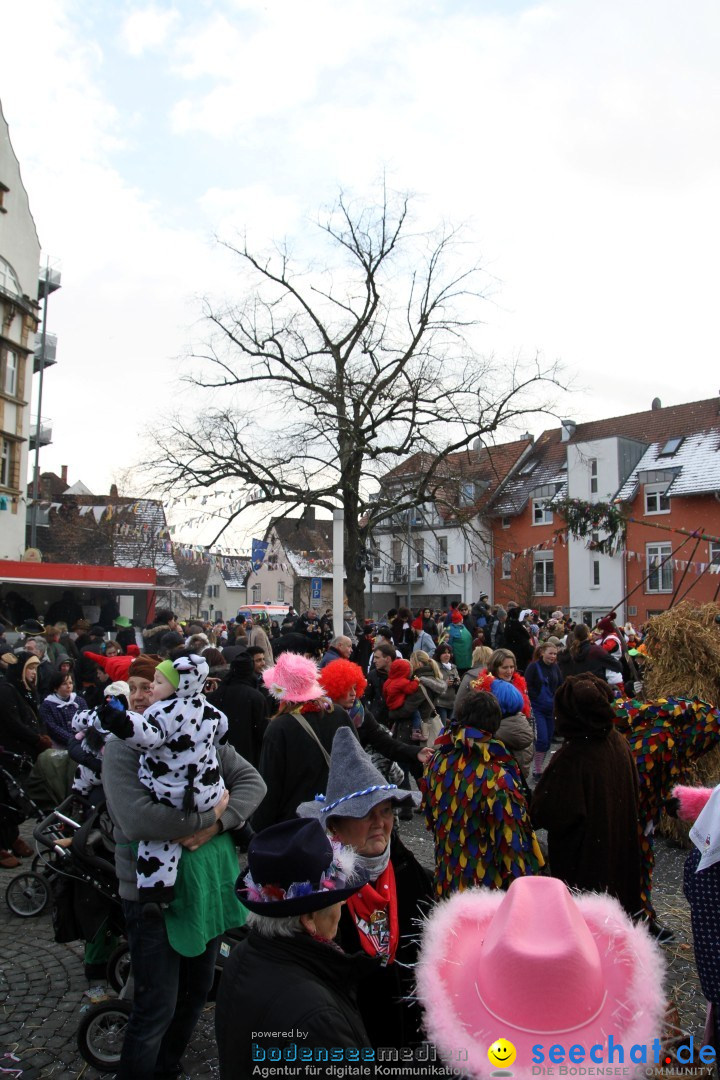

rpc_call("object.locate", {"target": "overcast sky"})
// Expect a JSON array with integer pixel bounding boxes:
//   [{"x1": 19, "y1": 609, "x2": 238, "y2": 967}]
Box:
[{"x1": 2, "y1": 0, "x2": 719, "y2": 550}]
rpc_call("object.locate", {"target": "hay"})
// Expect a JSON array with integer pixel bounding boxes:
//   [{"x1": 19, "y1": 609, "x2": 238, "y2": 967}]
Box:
[
  {"x1": 642, "y1": 602, "x2": 720, "y2": 845},
  {"x1": 643, "y1": 601, "x2": 720, "y2": 704}
]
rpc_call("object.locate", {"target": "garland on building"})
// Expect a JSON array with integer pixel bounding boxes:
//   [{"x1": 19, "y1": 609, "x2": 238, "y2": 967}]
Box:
[{"x1": 553, "y1": 498, "x2": 628, "y2": 555}]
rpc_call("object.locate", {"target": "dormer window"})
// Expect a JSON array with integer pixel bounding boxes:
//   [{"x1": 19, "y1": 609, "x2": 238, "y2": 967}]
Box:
[{"x1": 460, "y1": 482, "x2": 475, "y2": 506}]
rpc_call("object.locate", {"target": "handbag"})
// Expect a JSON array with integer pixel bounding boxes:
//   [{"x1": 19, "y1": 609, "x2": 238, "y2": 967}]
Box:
[{"x1": 418, "y1": 683, "x2": 443, "y2": 744}]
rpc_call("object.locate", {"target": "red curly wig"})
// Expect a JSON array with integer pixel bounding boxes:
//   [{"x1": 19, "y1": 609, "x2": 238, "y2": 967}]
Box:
[{"x1": 319, "y1": 658, "x2": 367, "y2": 701}]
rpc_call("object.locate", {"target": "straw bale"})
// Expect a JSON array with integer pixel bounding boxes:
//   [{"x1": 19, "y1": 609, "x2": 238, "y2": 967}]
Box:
[{"x1": 642, "y1": 602, "x2": 720, "y2": 844}]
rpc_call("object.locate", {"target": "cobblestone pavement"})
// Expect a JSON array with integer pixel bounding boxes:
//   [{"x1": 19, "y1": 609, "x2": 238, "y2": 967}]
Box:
[{"x1": 0, "y1": 812, "x2": 707, "y2": 1079}]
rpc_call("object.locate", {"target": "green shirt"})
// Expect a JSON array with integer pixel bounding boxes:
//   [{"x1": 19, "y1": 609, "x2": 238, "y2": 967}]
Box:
[{"x1": 164, "y1": 833, "x2": 247, "y2": 957}]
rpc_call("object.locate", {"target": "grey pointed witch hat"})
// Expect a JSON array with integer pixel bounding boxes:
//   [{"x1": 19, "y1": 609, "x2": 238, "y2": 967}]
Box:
[{"x1": 296, "y1": 726, "x2": 419, "y2": 821}]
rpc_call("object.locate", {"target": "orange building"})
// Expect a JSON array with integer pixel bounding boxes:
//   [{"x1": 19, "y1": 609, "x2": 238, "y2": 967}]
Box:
[{"x1": 488, "y1": 397, "x2": 720, "y2": 624}]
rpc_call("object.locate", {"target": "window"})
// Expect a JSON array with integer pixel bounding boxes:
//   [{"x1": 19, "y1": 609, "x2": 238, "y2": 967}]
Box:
[
  {"x1": 659, "y1": 437, "x2": 683, "y2": 457},
  {"x1": 414, "y1": 538, "x2": 424, "y2": 579},
  {"x1": 437, "y1": 536, "x2": 448, "y2": 564},
  {"x1": 207, "y1": 585, "x2": 213, "y2": 598},
  {"x1": 501, "y1": 516, "x2": 511, "y2": 529},
  {"x1": 647, "y1": 543, "x2": 673, "y2": 593},
  {"x1": 592, "y1": 558, "x2": 600, "y2": 587},
  {"x1": 0, "y1": 439, "x2": 11, "y2": 488},
  {"x1": 372, "y1": 551, "x2": 381, "y2": 569},
  {"x1": 277, "y1": 581, "x2": 285, "y2": 602},
  {"x1": 710, "y1": 542, "x2": 720, "y2": 568},
  {"x1": 520, "y1": 460, "x2": 536, "y2": 475},
  {"x1": 460, "y1": 482, "x2": 475, "y2": 506},
  {"x1": 589, "y1": 458, "x2": 598, "y2": 495},
  {"x1": 645, "y1": 485, "x2": 670, "y2": 514},
  {"x1": 0, "y1": 256, "x2": 21, "y2": 298},
  {"x1": 502, "y1": 552, "x2": 512, "y2": 579},
  {"x1": 3, "y1": 349, "x2": 17, "y2": 396},
  {"x1": 533, "y1": 552, "x2": 555, "y2": 595},
  {"x1": 532, "y1": 498, "x2": 553, "y2": 526},
  {"x1": 0, "y1": 181, "x2": 8, "y2": 213},
  {"x1": 251, "y1": 583, "x2": 261, "y2": 602}
]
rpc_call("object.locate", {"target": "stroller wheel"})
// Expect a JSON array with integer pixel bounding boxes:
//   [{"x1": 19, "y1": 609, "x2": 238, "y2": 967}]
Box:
[
  {"x1": 5, "y1": 871, "x2": 50, "y2": 917},
  {"x1": 106, "y1": 942, "x2": 131, "y2": 993},
  {"x1": 77, "y1": 999, "x2": 132, "y2": 1072}
]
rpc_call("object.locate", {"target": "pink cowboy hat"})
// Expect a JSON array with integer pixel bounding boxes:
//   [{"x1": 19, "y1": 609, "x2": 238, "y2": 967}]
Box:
[
  {"x1": 416, "y1": 876, "x2": 665, "y2": 1080},
  {"x1": 262, "y1": 651, "x2": 325, "y2": 704}
]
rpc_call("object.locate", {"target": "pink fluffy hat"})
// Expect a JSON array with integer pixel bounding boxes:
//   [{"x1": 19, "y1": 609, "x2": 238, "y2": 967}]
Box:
[
  {"x1": 415, "y1": 876, "x2": 666, "y2": 1080},
  {"x1": 262, "y1": 651, "x2": 325, "y2": 704}
]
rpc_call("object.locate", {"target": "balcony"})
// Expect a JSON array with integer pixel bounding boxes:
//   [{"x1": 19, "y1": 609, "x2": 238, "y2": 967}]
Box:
[
  {"x1": 38, "y1": 264, "x2": 62, "y2": 297},
  {"x1": 372, "y1": 564, "x2": 424, "y2": 585},
  {"x1": 33, "y1": 332, "x2": 57, "y2": 372},
  {"x1": 28, "y1": 416, "x2": 52, "y2": 449}
]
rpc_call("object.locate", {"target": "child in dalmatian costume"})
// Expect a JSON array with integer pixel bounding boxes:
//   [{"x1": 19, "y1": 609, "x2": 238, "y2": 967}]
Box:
[
  {"x1": 70, "y1": 679, "x2": 129, "y2": 797},
  {"x1": 102, "y1": 653, "x2": 228, "y2": 902}
]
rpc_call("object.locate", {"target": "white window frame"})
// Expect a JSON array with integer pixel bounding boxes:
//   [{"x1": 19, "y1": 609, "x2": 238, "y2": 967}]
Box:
[
  {"x1": 501, "y1": 515, "x2": 511, "y2": 529},
  {"x1": 644, "y1": 485, "x2": 671, "y2": 515},
  {"x1": 501, "y1": 552, "x2": 512, "y2": 579},
  {"x1": 591, "y1": 558, "x2": 600, "y2": 588},
  {"x1": 0, "y1": 438, "x2": 11, "y2": 488},
  {"x1": 533, "y1": 551, "x2": 555, "y2": 595},
  {"x1": 710, "y1": 542, "x2": 720, "y2": 568},
  {"x1": 3, "y1": 349, "x2": 18, "y2": 396},
  {"x1": 251, "y1": 583, "x2": 261, "y2": 603},
  {"x1": 589, "y1": 458, "x2": 598, "y2": 495},
  {"x1": 646, "y1": 542, "x2": 673, "y2": 593},
  {"x1": 437, "y1": 536, "x2": 448, "y2": 565},
  {"x1": 277, "y1": 581, "x2": 285, "y2": 602},
  {"x1": 532, "y1": 498, "x2": 553, "y2": 526}
]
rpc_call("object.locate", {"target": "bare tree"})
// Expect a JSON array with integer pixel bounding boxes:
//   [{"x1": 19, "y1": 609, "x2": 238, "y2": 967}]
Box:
[{"x1": 149, "y1": 187, "x2": 561, "y2": 618}]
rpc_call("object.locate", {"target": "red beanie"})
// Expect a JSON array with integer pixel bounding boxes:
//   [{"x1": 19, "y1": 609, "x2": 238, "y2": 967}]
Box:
[
  {"x1": 411, "y1": 616, "x2": 424, "y2": 631},
  {"x1": 597, "y1": 612, "x2": 617, "y2": 634},
  {"x1": 451, "y1": 610, "x2": 464, "y2": 624}
]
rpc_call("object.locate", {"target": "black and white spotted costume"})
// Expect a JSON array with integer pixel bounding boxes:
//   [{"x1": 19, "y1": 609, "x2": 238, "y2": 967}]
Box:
[
  {"x1": 71, "y1": 706, "x2": 110, "y2": 796},
  {"x1": 103, "y1": 654, "x2": 228, "y2": 900}
]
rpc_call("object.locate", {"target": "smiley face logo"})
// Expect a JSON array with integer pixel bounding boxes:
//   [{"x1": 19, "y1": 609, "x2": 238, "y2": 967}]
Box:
[{"x1": 488, "y1": 1039, "x2": 517, "y2": 1070}]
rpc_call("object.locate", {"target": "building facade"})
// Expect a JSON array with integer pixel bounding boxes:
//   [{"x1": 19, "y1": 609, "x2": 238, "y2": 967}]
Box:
[{"x1": 0, "y1": 101, "x2": 40, "y2": 558}]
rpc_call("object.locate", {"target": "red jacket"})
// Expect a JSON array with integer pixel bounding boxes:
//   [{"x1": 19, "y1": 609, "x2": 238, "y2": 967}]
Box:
[{"x1": 383, "y1": 659, "x2": 421, "y2": 712}]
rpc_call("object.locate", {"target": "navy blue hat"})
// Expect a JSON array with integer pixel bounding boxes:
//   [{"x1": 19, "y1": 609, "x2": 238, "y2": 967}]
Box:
[{"x1": 236, "y1": 818, "x2": 361, "y2": 916}]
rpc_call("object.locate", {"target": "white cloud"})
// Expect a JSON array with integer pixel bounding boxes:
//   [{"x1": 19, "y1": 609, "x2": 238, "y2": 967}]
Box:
[
  {"x1": 122, "y1": 5, "x2": 179, "y2": 57},
  {"x1": 2, "y1": 0, "x2": 720, "y2": 533}
]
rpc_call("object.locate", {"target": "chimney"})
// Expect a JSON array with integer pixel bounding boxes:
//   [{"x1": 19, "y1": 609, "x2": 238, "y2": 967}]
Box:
[
  {"x1": 651, "y1": 397, "x2": 662, "y2": 411},
  {"x1": 560, "y1": 419, "x2": 576, "y2": 443},
  {"x1": 302, "y1": 505, "x2": 315, "y2": 525},
  {"x1": 60, "y1": 465, "x2": 68, "y2": 485},
  {"x1": 521, "y1": 432, "x2": 534, "y2": 442},
  {"x1": 110, "y1": 483, "x2": 119, "y2": 498}
]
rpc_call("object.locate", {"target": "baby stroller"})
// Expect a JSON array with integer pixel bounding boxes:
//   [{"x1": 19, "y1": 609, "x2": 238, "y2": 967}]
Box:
[
  {"x1": 34, "y1": 794, "x2": 130, "y2": 1072},
  {"x1": 0, "y1": 748, "x2": 55, "y2": 917}
]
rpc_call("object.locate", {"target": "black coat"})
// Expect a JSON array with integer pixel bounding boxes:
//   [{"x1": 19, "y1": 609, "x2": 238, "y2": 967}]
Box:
[
  {"x1": 208, "y1": 676, "x2": 269, "y2": 769},
  {"x1": 364, "y1": 666, "x2": 389, "y2": 725},
  {"x1": 503, "y1": 615, "x2": 533, "y2": 673},
  {"x1": 215, "y1": 930, "x2": 372, "y2": 1079},
  {"x1": 531, "y1": 727, "x2": 642, "y2": 917},
  {"x1": 357, "y1": 706, "x2": 423, "y2": 780},
  {"x1": 558, "y1": 640, "x2": 621, "y2": 681},
  {"x1": 335, "y1": 831, "x2": 433, "y2": 1049},
  {"x1": 251, "y1": 705, "x2": 357, "y2": 831},
  {"x1": 0, "y1": 679, "x2": 43, "y2": 763}
]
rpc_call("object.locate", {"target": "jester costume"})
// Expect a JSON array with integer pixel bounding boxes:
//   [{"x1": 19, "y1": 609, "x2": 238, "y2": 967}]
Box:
[
  {"x1": 422, "y1": 723, "x2": 544, "y2": 897},
  {"x1": 612, "y1": 696, "x2": 720, "y2": 919}
]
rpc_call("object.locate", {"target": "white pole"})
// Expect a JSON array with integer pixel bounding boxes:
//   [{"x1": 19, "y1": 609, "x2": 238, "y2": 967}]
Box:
[{"x1": 333, "y1": 508, "x2": 344, "y2": 638}]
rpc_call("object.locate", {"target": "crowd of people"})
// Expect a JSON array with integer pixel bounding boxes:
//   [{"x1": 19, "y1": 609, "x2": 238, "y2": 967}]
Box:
[{"x1": 0, "y1": 594, "x2": 718, "y2": 1078}]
